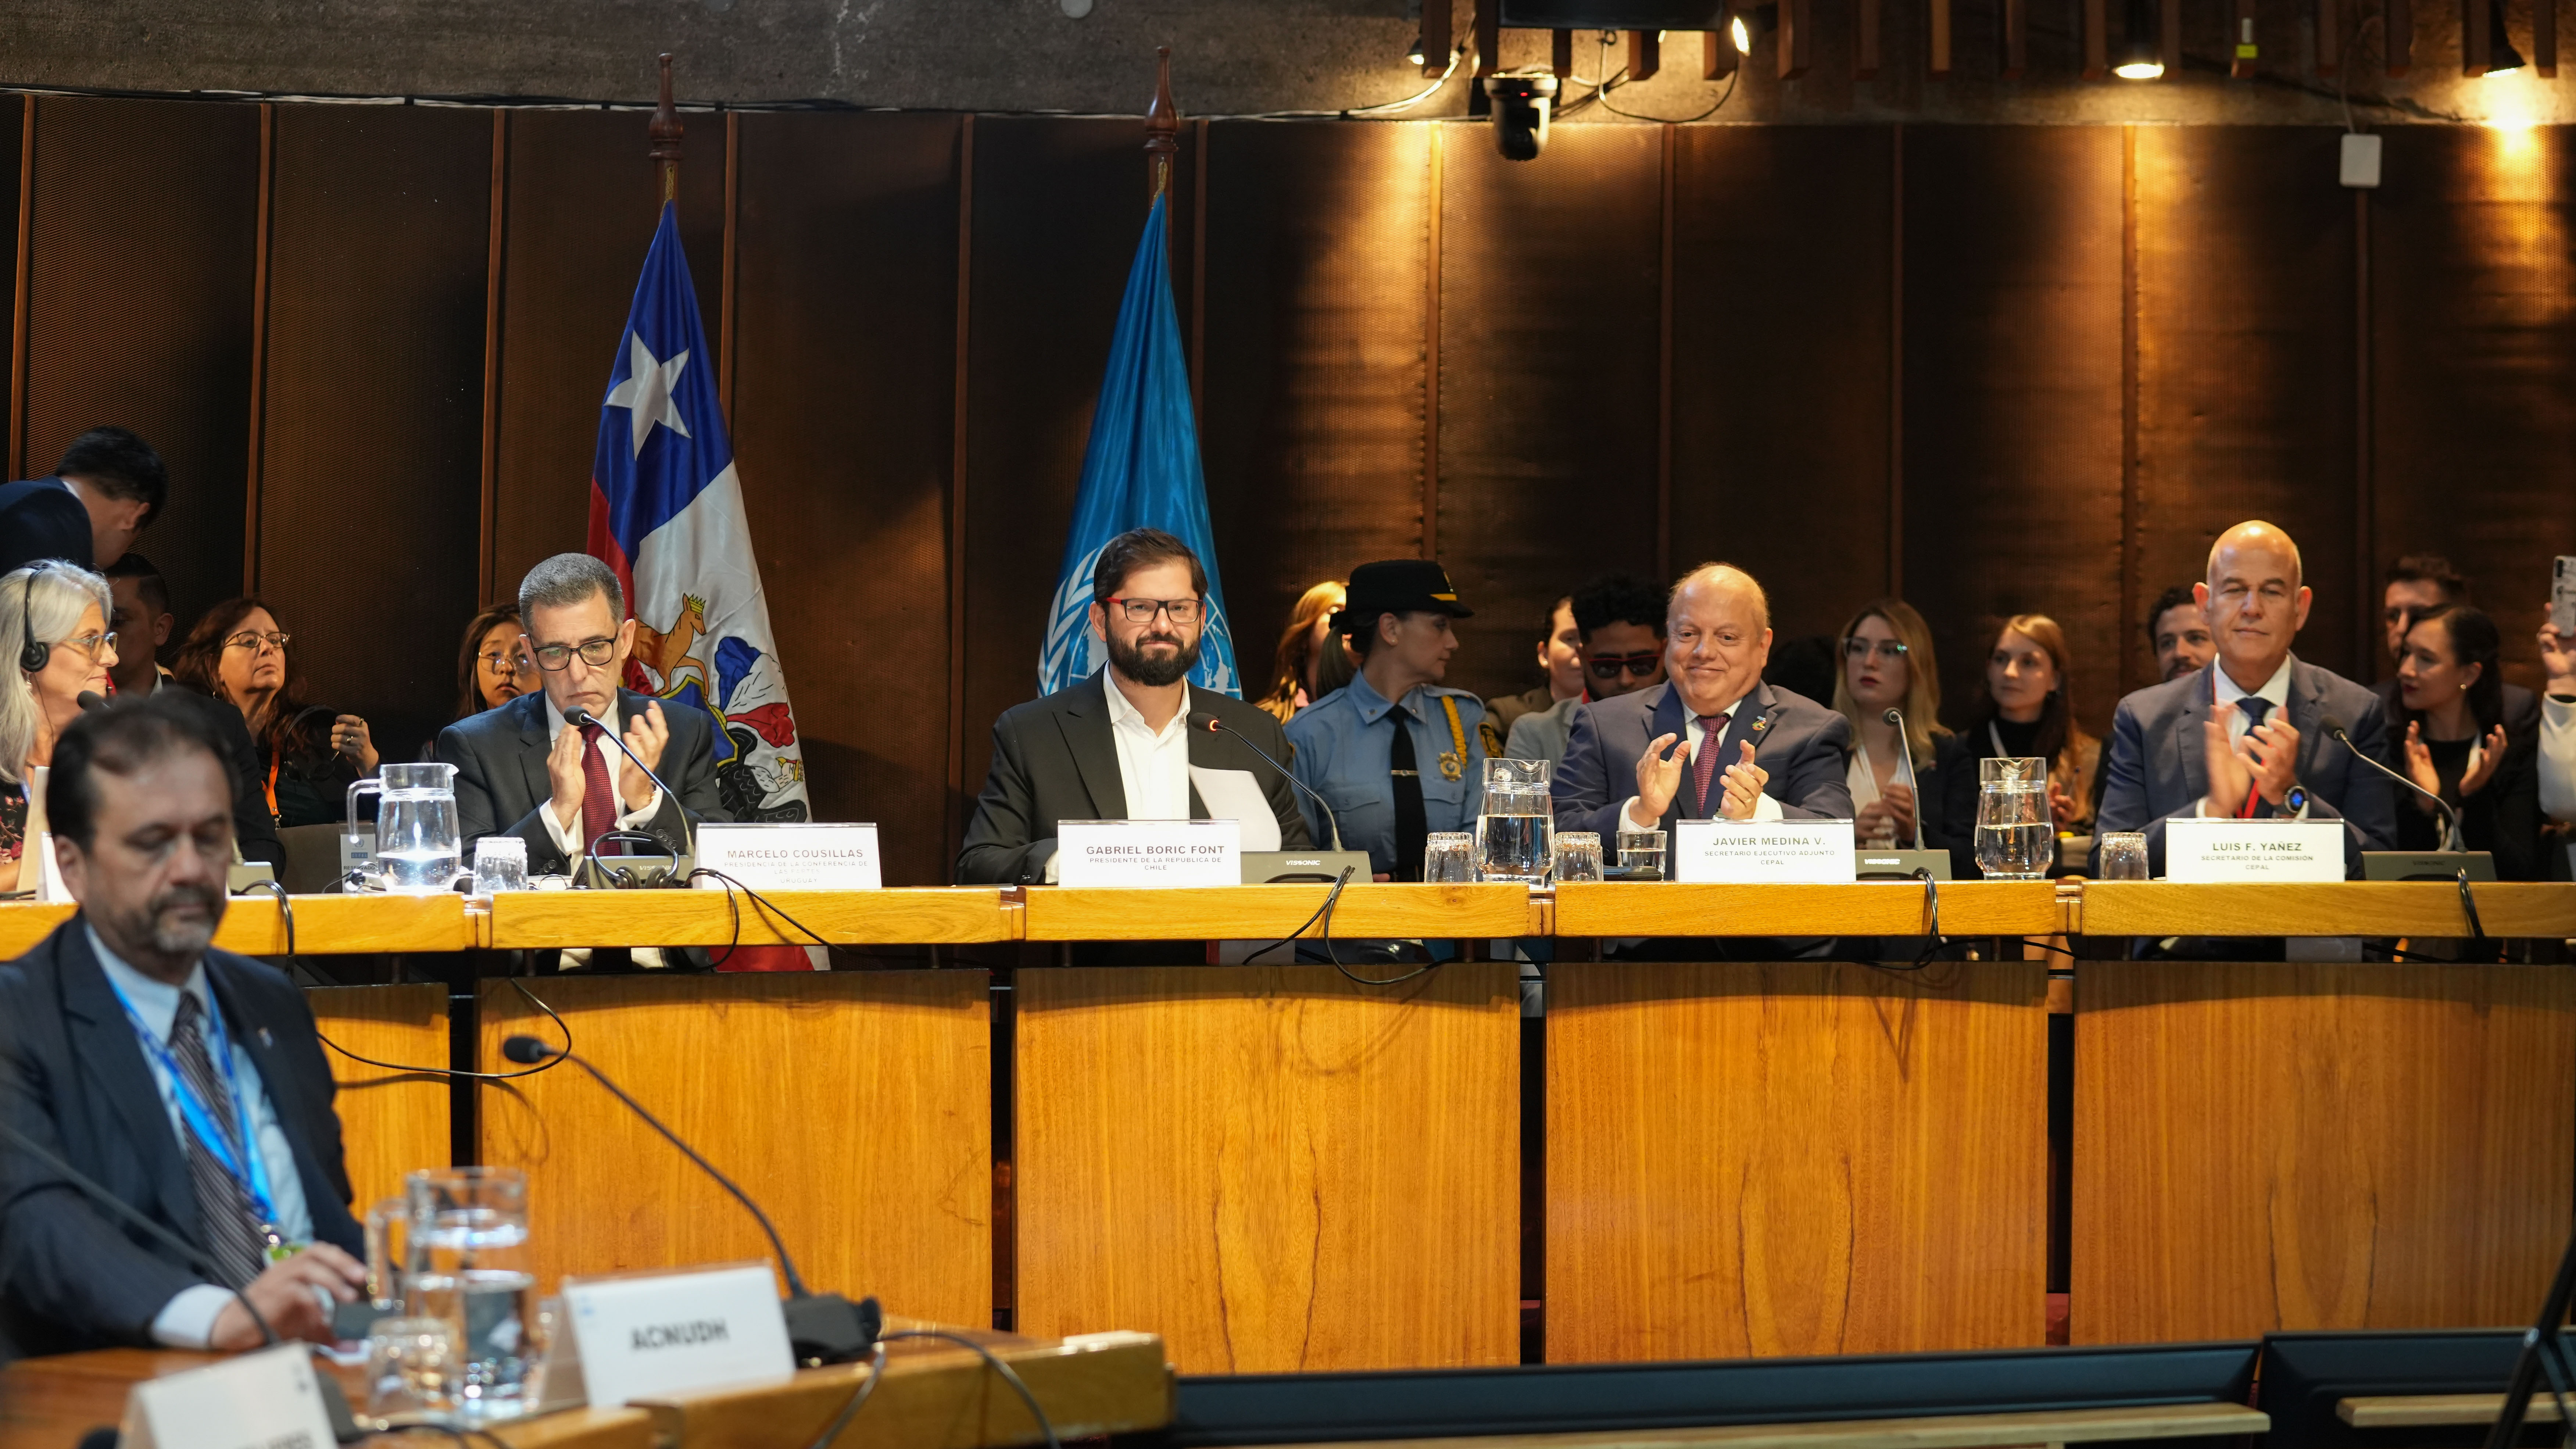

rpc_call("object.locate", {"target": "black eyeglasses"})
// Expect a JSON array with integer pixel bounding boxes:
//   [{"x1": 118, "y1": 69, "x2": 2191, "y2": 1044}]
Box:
[
  {"x1": 531, "y1": 637, "x2": 617, "y2": 672},
  {"x1": 1108, "y1": 597, "x2": 1203, "y2": 625},
  {"x1": 1587, "y1": 652, "x2": 1663, "y2": 679}
]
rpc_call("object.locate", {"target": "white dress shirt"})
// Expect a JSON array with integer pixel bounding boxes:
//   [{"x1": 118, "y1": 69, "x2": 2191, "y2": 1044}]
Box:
[
  {"x1": 1847, "y1": 742, "x2": 1913, "y2": 849},
  {"x1": 1623, "y1": 697, "x2": 1787, "y2": 831},
  {"x1": 2197, "y1": 656, "x2": 2308, "y2": 818},
  {"x1": 538, "y1": 695, "x2": 665, "y2": 854},
  {"x1": 1103, "y1": 680, "x2": 1194, "y2": 822},
  {"x1": 90, "y1": 929, "x2": 313, "y2": 1350}
]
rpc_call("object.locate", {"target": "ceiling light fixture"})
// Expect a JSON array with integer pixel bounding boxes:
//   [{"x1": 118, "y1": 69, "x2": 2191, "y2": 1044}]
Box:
[
  {"x1": 2484, "y1": 0, "x2": 2527, "y2": 74},
  {"x1": 1407, "y1": 33, "x2": 1427, "y2": 66},
  {"x1": 2113, "y1": 0, "x2": 2165, "y2": 76}
]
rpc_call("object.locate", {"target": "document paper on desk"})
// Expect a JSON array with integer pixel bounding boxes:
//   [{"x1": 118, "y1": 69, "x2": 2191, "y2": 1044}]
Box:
[{"x1": 1190, "y1": 766, "x2": 1281, "y2": 851}]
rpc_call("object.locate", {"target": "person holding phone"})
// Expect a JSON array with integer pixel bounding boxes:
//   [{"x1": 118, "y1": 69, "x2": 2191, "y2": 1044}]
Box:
[{"x1": 2534, "y1": 582, "x2": 2576, "y2": 870}]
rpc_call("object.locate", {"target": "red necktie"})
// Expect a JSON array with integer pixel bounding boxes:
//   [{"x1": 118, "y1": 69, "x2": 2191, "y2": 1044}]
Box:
[
  {"x1": 1692, "y1": 712, "x2": 1731, "y2": 816},
  {"x1": 578, "y1": 720, "x2": 617, "y2": 849}
]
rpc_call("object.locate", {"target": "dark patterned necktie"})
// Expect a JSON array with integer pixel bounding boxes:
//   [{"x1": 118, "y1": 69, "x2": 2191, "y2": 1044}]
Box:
[
  {"x1": 167, "y1": 992, "x2": 271, "y2": 1288},
  {"x1": 1692, "y1": 713, "x2": 1732, "y2": 816},
  {"x1": 2236, "y1": 696, "x2": 2272, "y2": 731}
]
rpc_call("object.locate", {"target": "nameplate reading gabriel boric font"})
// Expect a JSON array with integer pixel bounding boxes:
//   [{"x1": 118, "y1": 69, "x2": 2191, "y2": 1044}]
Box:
[
  {"x1": 119, "y1": 1343, "x2": 338, "y2": 1449},
  {"x1": 561, "y1": 1261, "x2": 795, "y2": 1409},
  {"x1": 1058, "y1": 819, "x2": 1242, "y2": 888},
  {"x1": 1674, "y1": 819, "x2": 1858, "y2": 884},
  {"x1": 2164, "y1": 817, "x2": 2346, "y2": 883},
  {"x1": 693, "y1": 822, "x2": 884, "y2": 890}
]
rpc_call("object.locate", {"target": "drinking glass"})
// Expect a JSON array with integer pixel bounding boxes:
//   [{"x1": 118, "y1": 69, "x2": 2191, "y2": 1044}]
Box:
[
  {"x1": 363, "y1": 1196, "x2": 410, "y2": 1310},
  {"x1": 350, "y1": 762, "x2": 462, "y2": 894},
  {"x1": 1475, "y1": 757, "x2": 1554, "y2": 884},
  {"x1": 1615, "y1": 829, "x2": 1667, "y2": 880},
  {"x1": 364, "y1": 1317, "x2": 458, "y2": 1422},
  {"x1": 1974, "y1": 756, "x2": 2054, "y2": 881},
  {"x1": 1552, "y1": 832, "x2": 1604, "y2": 883},
  {"x1": 1424, "y1": 832, "x2": 1476, "y2": 884},
  {"x1": 472, "y1": 836, "x2": 529, "y2": 896},
  {"x1": 407, "y1": 1166, "x2": 534, "y2": 1417},
  {"x1": 2097, "y1": 831, "x2": 2150, "y2": 882}
]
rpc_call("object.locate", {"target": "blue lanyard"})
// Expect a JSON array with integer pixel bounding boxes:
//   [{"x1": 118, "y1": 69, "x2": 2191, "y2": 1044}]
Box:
[{"x1": 107, "y1": 978, "x2": 281, "y2": 1231}]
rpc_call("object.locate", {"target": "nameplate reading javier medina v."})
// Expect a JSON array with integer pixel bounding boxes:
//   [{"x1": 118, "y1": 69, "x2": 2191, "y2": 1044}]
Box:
[
  {"x1": 693, "y1": 822, "x2": 884, "y2": 891},
  {"x1": 561, "y1": 1261, "x2": 794, "y2": 1409},
  {"x1": 121, "y1": 1342, "x2": 338, "y2": 1449},
  {"x1": 2165, "y1": 817, "x2": 2346, "y2": 883},
  {"x1": 1674, "y1": 818, "x2": 1858, "y2": 884},
  {"x1": 1058, "y1": 819, "x2": 1242, "y2": 888}
]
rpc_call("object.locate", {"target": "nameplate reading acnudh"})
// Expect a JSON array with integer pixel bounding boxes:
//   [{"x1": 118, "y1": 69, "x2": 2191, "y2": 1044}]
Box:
[
  {"x1": 117, "y1": 1342, "x2": 337, "y2": 1449},
  {"x1": 2165, "y1": 817, "x2": 2346, "y2": 883},
  {"x1": 561, "y1": 1261, "x2": 794, "y2": 1409},
  {"x1": 692, "y1": 822, "x2": 883, "y2": 890},
  {"x1": 1058, "y1": 819, "x2": 1241, "y2": 888},
  {"x1": 1673, "y1": 818, "x2": 1857, "y2": 884}
]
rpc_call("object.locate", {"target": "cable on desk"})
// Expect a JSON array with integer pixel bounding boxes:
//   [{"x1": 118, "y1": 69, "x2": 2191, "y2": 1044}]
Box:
[
  {"x1": 2458, "y1": 866, "x2": 2488, "y2": 940},
  {"x1": 802, "y1": 1339, "x2": 891, "y2": 1449},
  {"x1": 879, "y1": 1330, "x2": 1060, "y2": 1449},
  {"x1": 687, "y1": 867, "x2": 839, "y2": 968}
]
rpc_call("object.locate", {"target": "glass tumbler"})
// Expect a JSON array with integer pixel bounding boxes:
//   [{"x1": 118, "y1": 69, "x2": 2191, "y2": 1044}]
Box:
[
  {"x1": 2097, "y1": 831, "x2": 2150, "y2": 881},
  {"x1": 1552, "y1": 832, "x2": 1604, "y2": 883},
  {"x1": 407, "y1": 1166, "x2": 534, "y2": 1417},
  {"x1": 364, "y1": 1316, "x2": 458, "y2": 1423},
  {"x1": 1974, "y1": 756, "x2": 2054, "y2": 881},
  {"x1": 1615, "y1": 829, "x2": 1667, "y2": 880},
  {"x1": 1423, "y1": 832, "x2": 1476, "y2": 884},
  {"x1": 472, "y1": 836, "x2": 529, "y2": 895}
]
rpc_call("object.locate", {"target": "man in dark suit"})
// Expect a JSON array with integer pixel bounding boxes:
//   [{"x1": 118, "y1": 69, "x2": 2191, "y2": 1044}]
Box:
[
  {"x1": 0, "y1": 695, "x2": 365, "y2": 1359},
  {"x1": 0, "y1": 426, "x2": 169, "y2": 575},
  {"x1": 2096, "y1": 520, "x2": 2397, "y2": 878},
  {"x1": 1556, "y1": 562, "x2": 1855, "y2": 841},
  {"x1": 439, "y1": 552, "x2": 723, "y2": 876},
  {"x1": 960, "y1": 529, "x2": 1309, "y2": 886}
]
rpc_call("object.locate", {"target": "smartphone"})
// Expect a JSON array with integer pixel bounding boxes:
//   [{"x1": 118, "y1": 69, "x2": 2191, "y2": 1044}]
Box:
[{"x1": 2554, "y1": 556, "x2": 2576, "y2": 636}]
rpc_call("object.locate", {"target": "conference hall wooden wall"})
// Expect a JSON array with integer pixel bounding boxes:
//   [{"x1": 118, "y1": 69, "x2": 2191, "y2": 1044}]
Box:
[{"x1": 6, "y1": 94, "x2": 2570, "y2": 886}]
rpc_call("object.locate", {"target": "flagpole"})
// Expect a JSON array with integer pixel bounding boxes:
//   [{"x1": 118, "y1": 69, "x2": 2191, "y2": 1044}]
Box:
[
  {"x1": 649, "y1": 52, "x2": 682, "y2": 206},
  {"x1": 1143, "y1": 46, "x2": 1178, "y2": 199}
]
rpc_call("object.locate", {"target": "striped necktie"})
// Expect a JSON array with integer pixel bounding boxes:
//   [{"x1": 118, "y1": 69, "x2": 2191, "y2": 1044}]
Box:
[{"x1": 167, "y1": 992, "x2": 272, "y2": 1288}]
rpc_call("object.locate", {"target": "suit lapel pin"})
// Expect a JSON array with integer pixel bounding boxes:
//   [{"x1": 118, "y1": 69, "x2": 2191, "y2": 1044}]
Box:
[{"x1": 1752, "y1": 717, "x2": 1769, "y2": 733}]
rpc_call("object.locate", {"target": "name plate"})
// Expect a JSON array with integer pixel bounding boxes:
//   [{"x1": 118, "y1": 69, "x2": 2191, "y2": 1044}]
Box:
[
  {"x1": 1674, "y1": 818, "x2": 1857, "y2": 884},
  {"x1": 693, "y1": 822, "x2": 884, "y2": 890},
  {"x1": 2166, "y1": 818, "x2": 2346, "y2": 882},
  {"x1": 562, "y1": 1261, "x2": 794, "y2": 1409},
  {"x1": 1058, "y1": 819, "x2": 1241, "y2": 888},
  {"x1": 120, "y1": 1342, "x2": 338, "y2": 1449}
]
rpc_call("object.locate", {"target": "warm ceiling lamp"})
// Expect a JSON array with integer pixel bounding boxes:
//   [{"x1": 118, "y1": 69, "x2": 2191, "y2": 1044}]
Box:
[
  {"x1": 2483, "y1": 0, "x2": 2527, "y2": 74},
  {"x1": 1729, "y1": 11, "x2": 1754, "y2": 53},
  {"x1": 2114, "y1": 0, "x2": 2166, "y2": 77}
]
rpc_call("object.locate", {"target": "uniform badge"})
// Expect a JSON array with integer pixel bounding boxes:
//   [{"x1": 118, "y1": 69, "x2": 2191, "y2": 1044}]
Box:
[{"x1": 1438, "y1": 752, "x2": 1464, "y2": 781}]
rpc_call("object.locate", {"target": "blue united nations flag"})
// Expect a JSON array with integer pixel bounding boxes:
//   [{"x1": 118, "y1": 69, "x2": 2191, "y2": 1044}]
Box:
[{"x1": 1037, "y1": 192, "x2": 1240, "y2": 698}]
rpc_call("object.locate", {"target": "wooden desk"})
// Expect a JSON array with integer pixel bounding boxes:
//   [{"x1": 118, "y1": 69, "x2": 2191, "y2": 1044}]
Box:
[
  {"x1": 2072, "y1": 959, "x2": 2576, "y2": 1343},
  {"x1": 1257, "y1": 1403, "x2": 2270, "y2": 1449},
  {"x1": 2338, "y1": 1393, "x2": 2561, "y2": 1427},
  {"x1": 0, "y1": 891, "x2": 474, "y2": 957},
  {"x1": 477, "y1": 973, "x2": 991, "y2": 1325},
  {"x1": 1013, "y1": 963, "x2": 1521, "y2": 1373},
  {"x1": 487, "y1": 887, "x2": 1016, "y2": 947},
  {"x1": 1020, "y1": 883, "x2": 1539, "y2": 941},
  {"x1": 1547, "y1": 960, "x2": 2048, "y2": 1362},
  {"x1": 2079, "y1": 881, "x2": 2576, "y2": 938},
  {"x1": 1552, "y1": 882, "x2": 2062, "y2": 938},
  {"x1": 310, "y1": 981, "x2": 452, "y2": 1211}
]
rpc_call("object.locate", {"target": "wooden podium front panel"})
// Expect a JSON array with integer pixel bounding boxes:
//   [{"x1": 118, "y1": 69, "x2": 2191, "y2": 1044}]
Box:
[
  {"x1": 478, "y1": 974, "x2": 990, "y2": 1326},
  {"x1": 1014, "y1": 965, "x2": 1521, "y2": 1373},
  {"x1": 1547, "y1": 962, "x2": 2049, "y2": 1363},
  {"x1": 307, "y1": 983, "x2": 451, "y2": 1212},
  {"x1": 2073, "y1": 962, "x2": 2576, "y2": 1344}
]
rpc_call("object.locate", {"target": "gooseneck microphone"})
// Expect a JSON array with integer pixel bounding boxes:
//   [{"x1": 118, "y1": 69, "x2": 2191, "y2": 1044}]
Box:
[
  {"x1": 75, "y1": 690, "x2": 107, "y2": 713},
  {"x1": 563, "y1": 705, "x2": 695, "y2": 875},
  {"x1": 1192, "y1": 710, "x2": 1344, "y2": 852},
  {"x1": 1882, "y1": 707, "x2": 1928, "y2": 853},
  {"x1": 498, "y1": 1035, "x2": 881, "y2": 1364},
  {"x1": 2322, "y1": 714, "x2": 2464, "y2": 852}
]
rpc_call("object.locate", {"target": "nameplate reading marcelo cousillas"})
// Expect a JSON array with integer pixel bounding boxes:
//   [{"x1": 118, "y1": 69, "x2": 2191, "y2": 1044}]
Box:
[
  {"x1": 561, "y1": 1261, "x2": 794, "y2": 1409},
  {"x1": 693, "y1": 822, "x2": 884, "y2": 891},
  {"x1": 2164, "y1": 818, "x2": 2345, "y2": 883},
  {"x1": 1058, "y1": 819, "x2": 1242, "y2": 888},
  {"x1": 1673, "y1": 819, "x2": 1858, "y2": 884}
]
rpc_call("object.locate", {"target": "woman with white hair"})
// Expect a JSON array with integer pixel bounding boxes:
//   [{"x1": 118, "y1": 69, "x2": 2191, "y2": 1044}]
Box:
[{"x1": 2, "y1": 561, "x2": 119, "y2": 892}]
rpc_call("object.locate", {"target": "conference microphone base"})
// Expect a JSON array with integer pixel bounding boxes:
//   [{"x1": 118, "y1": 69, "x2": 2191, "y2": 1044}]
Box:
[{"x1": 787, "y1": 1291, "x2": 885, "y2": 1366}]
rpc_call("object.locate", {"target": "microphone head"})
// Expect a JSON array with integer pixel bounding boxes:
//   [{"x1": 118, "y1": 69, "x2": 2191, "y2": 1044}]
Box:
[
  {"x1": 562, "y1": 706, "x2": 597, "y2": 729},
  {"x1": 75, "y1": 691, "x2": 107, "y2": 713},
  {"x1": 1189, "y1": 711, "x2": 1223, "y2": 733},
  {"x1": 500, "y1": 1035, "x2": 560, "y2": 1065},
  {"x1": 2320, "y1": 714, "x2": 2348, "y2": 740},
  {"x1": 1881, "y1": 708, "x2": 1903, "y2": 726}
]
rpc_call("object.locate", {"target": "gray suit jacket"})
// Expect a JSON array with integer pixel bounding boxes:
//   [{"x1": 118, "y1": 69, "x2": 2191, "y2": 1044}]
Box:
[
  {"x1": 957, "y1": 673, "x2": 1312, "y2": 886},
  {"x1": 436, "y1": 687, "x2": 726, "y2": 876},
  {"x1": 2094, "y1": 658, "x2": 2397, "y2": 877},
  {"x1": 1554, "y1": 680, "x2": 1855, "y2": 839},
  {"x1": 0, "y1": 919, "x2": 364, "y2": 1358}
]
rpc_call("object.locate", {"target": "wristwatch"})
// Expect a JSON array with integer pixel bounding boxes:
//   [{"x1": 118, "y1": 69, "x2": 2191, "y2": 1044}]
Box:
[{"x1": 2278, "y1": 784, "x2": 2308, "y2": 816}]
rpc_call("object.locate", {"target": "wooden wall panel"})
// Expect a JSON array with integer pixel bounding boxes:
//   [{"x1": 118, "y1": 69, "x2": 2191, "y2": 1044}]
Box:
[
  {"x1": 2073, "y1": 961, "x2": 2576, "y2": 1343},
  {"x1": 18, "y1": 97, "x2": 259, "y2": 640},
  {"x1": 1015, "y1": 965, "x2": 1522, "y2": 1373},
  {"x1": 730, "y1": 112, "x2": 962, "y2": 880},
  {"x1": 1902, "y1": 128, "x2": 2125, "y2": 738},
  {"x1": 307, "y1": 983, "x2": 450, "y2": 1213},
  {"x1": 1547, "y1": 962, "x2": 2049, "y2": 1362},
  {"x1": 2371, "y1": 128, "x2": 2576, "y2": 697},
  {"x1": 1438, "y1": 124, "x2": 1663, "y2": 693},
  {"x1": 1670, "y1": 126, "x2": 1895, "y2": 647},
  {"x1": 489, "y1": 110, "x2": 725, "y2": 605},
  {"x1": 479, "y1": 974, "x2": 991, "y2": 1323},
  {"x1": 2132, "y1": 128, "x2": 2360, "y2": 696},
  {"x1": 959, "y1": 118, "x2": 1156, "y2": 849},
  {"x1": 257, "y1": 106, "x2": 490, "y2": 761},
  {"x1": 1198, "y1": 121, "x2": 1430, "y2": 695}
]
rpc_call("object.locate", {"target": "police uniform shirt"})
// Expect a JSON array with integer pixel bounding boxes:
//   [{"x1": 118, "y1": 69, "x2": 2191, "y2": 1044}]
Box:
[{"x1": 1284, "y1": 671, "x2": 1491, "y2": 877}]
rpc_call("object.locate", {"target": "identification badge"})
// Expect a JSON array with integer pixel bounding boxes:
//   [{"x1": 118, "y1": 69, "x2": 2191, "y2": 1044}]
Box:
[{"x1": 2165, "y1": 818, "x2": 2345, "y2": 882}]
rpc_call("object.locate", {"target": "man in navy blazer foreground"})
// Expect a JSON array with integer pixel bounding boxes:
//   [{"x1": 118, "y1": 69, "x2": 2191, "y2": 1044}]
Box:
[
  {"x1": 2094, "y1": 519, "x2": 2396, "y2": 879},
  {"x1": 1556, "y1": 562, "x2": 1855, "y2": 842},
  {"x1": 0, "y1": 696, "x2": 365, "y2": 1360}
]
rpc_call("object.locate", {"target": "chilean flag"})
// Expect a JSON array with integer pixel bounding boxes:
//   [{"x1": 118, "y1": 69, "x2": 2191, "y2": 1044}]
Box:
[{"x1": 589, "y1": 201, "x2": 814, "y2": 970}]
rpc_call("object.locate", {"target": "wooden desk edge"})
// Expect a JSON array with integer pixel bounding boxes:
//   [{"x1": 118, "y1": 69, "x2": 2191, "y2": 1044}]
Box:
[
  {"x1": 1265, "y1": 1402, "x2": 2269, "y2": 1449},
  {"x1": 2338, "y1": 1393, "x2": 2563, "y2": 1427}
]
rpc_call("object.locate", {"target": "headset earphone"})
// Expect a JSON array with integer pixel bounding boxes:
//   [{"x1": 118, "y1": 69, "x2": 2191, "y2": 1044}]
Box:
[{"x1": 17, "y1": 560, "x2": 53, "y2": 676}]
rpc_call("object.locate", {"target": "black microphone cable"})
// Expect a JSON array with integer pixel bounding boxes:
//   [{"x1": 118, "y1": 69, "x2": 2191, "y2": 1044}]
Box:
[
  {"x1": 876, "y1": 1329, "x2": 1062, "y2": 1449},
  {"x1": 684, "y1": 866, "x2": 841, "y2": 969},
  {"x1": 1191, "y1": 711, "x2": 1346, "y2": 853}
]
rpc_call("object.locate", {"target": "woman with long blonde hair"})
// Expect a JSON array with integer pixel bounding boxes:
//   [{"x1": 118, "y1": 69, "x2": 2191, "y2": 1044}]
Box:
[
  {"x1": 1831, "y1": 599, "x2": 1950, "y2": 850},
  {"x1": 1256, "y1": 580, "x2": 1350, "y2": 722}
]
